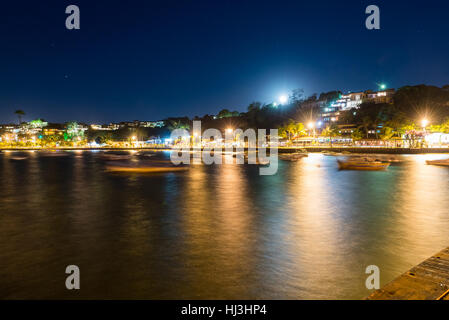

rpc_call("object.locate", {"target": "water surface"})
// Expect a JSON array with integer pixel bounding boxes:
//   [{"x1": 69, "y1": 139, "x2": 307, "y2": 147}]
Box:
[{"x1": 1, "y1": 151, "x2": 449, "y2": 299}]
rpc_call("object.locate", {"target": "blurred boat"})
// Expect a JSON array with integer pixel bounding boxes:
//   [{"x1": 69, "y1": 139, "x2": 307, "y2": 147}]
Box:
[
  {"x1": 140, "y1": 153, "x2": 156, "y2": 158},
  {"x1": 426, "y1": 159, "x2": 449, "y2": 167},
  {"x1": 337, "y1": 159, "x2": 390, "y2": 171},
  {"x1": 279, "y1": 152, "x2": 308, "y2": 161},
  {"x1": 372, "y1": 156, "x2": 402, "y2": 163},
  {"x1": 39, "y1": 152, "x2": 69, "y2": 157},
  {"x1": 100, "y1": 153, "x2": 132, "y2": 161},
  {"x1": 244, "y1": 154, "x2": 271, "y2": 165},
  {"x1": 323, "y1": 151, "x2": 340, "y2": 156},
  {"x1": 350, "y1": 154, "x2": 402, "y2": 164},
  {"x1": 105, "y1": 161, "x2": 188, "y2": 173}
]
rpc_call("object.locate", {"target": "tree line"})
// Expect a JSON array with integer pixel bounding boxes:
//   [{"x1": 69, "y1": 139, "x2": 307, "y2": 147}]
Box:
[{"x1": 8, "y1": 84, "x2": 449, "y2": 143}]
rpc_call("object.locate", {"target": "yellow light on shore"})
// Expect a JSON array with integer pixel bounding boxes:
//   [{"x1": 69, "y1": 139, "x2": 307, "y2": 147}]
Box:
[
  {"x1": 131, "y1": 136, "x2": 137, "y2": 140},
  {"x1": 421, "y1": 119, "x2": 429, "y2": 128}
]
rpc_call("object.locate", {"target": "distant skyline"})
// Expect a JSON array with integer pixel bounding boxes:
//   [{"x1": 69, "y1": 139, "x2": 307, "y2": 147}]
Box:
[{"x1": 1, "y1": 0, "x2": 448, "y2": 123}]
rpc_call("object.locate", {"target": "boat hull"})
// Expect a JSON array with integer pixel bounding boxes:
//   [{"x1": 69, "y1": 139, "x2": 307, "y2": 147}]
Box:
[
  {"x1": 106, "y1": 161, "x2": 188, "y2": 173},
  {"x1": 337, "y1": 160, "x2": 390, "y2": 171},
  {"x1": 426, "y1": 160, "x2": 449, "y2": 167}
]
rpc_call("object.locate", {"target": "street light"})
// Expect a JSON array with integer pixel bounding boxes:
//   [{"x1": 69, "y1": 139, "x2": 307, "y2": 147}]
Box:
[
  {"x1": 421, "y1": 119, "x2": 430, "y2": 148},
  {"x1": 308, "y1": 122, "x2": 316, "y2": 139},
  {"x1": 421, "y1": 118, "x2": 429, "y2": 128}
]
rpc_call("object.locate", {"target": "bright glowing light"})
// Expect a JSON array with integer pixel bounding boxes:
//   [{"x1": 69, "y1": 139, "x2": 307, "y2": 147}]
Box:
[
  {"x1": 272, "y1": 102, "x2": 278, "y2": 107},
  {"x1": 279, "y1": 95, "x2": 288, "y2": 104},
  {"x1": 307, "y1": 122, "x2": 315, "y2": 129},
  {"x1": 317, "y1": 121, "x2": 323, "y2": 127},
  {"x1": 226, "y1": 128, "x2": 233, "y2": 134},
  {"x1": 421, "y1": 119, "x2": 429, "y2": 128},
  {"x1": 379, "y1": 84, "x2": 386, "y2": 90},
  {"x1": 131, "y1": 136, "x2": 137, "y2": 140}
]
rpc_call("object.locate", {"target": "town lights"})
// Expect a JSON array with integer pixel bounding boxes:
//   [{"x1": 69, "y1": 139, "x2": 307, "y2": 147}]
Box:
[
  {"x1": 307, "y1": 122, "x2": 315, "y2": 129},
  {"x1": 131, "y1": 136, "x2": 137, "y2": 141},
  {"x1": 226, "y1": 128, "x2": 233, "y2": 134}
]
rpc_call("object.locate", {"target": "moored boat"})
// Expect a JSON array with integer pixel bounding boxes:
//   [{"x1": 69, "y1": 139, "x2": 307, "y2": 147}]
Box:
[
  {"x1": 337, "y1": 159, "x2": 390, "y2": 171},
  {"x1": 426, "y1": 159, "x2": 449, "y2": 167},
  {"x1": 279, "y1": 152, "x2": 308, "y2": 161},
  {"x1": 323, "y1": 151, "x2": 340, "y2": 156},
  {"x1": 100, "y1": 153, "x2": 132, "y2": 161},
  {"x1": 105, "y1": 161, "x2": 189, "y2": 173},
  {"x1": 39, "y1": 151, "x2": 69, "y2": 157}
]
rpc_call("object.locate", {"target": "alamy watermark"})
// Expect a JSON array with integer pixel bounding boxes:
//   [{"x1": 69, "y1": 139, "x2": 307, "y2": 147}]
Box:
[
  {"x1": 65, "y1": 4, "x2": 378, "y2": 31},
  {"x1": 65, "y1": 265, "x2": 80, "y2": 290},
  {"x1": 169, "y1": 121, "x2": 279, "y2": 176},
  {"x1": 65, "y1": 5, "x2": 80, "y2": 30},
  {"x1": 365, "y1": 265, "x2": 380, "y2": 290},
  {"x1": 365, "y1": 5, "x2": 380, "y2": 30}
]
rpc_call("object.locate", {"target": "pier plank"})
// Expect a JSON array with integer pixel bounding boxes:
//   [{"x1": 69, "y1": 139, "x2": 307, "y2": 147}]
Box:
[{"x1": 367, "y1": 247, "x2": 449, "y2": 300}]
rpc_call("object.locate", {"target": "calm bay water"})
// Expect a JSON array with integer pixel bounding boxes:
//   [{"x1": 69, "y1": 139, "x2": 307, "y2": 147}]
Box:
[{"x1": 1, "y1": 150, "x2": 449, "y2": 299}]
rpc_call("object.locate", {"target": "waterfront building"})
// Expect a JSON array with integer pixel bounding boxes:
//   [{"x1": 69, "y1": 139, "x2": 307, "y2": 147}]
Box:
[
  {"x1": 425, "y1": 132, "x2": 449, "y2": 146},
  {"x1": 118, "y1": 120, "x2": 165, "y2": 128},
  {"x1": 65, "y1": 122, "x2": 88, "y2": 137},
  {"x1": 0, "y1": 124, "x2": 19, "y2": 133},
  {"x1": 364, "y1": 88, "x2": 395, "y2": 104},
  {"x1": 22, "y1": 119, "x2": 48, "y2": 135},
  {"x1": 139, "y1": 120, "x2": 165, "y2": 128},
  {"x1": 90, "y1": 123, "x2": 120, "y2": 131},
  {"x1": 320, "y1": 88, "x2": 395, "y2": 125},
  {"x1": 90, "y1": 124, "x2": 107, "y2": 130}
]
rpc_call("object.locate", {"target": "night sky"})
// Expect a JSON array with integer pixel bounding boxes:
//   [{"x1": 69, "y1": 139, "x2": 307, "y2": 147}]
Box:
[{"x1": 1, "y1": 0, "x2": 448, "y2": 123}]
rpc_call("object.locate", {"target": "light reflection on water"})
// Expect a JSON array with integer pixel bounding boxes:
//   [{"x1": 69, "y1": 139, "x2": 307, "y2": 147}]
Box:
[{"x1": 0, "y1": 151, "x2": 449, "y2": 299}]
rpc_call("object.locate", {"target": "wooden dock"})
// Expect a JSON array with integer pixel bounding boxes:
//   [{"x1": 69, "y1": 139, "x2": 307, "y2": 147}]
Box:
[{"x1": 367, "y1": 247, "x2": 449, "y2": 300}]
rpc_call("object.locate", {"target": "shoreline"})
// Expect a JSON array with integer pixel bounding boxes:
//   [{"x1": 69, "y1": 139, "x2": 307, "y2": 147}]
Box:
[{"x1": 1, "y1": 146, "x2": 449, "y2": 154}]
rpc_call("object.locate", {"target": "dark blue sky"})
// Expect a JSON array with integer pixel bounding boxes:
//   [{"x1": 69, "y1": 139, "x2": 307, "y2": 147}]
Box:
[{"x1": 1, "y1": 0, "x2": 448, "y2": 123}]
